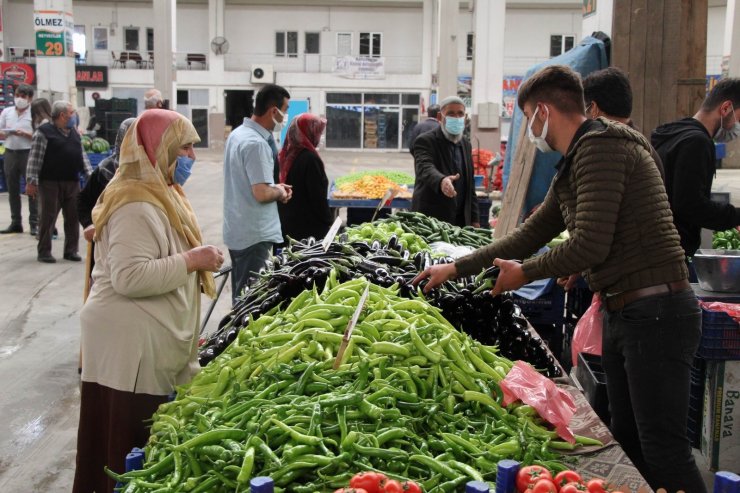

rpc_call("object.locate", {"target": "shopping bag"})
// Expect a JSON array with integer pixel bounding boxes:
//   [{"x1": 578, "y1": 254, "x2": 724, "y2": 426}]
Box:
[
  {"x1": 571, "y1": 294, "x2": 603, "y2": 367},
  {"x1": 501, "y1": 361, "x2": 577, "y2": 443}
]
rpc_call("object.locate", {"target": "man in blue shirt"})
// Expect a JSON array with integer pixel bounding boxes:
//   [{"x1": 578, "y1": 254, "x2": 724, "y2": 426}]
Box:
[{"x1": 223, "y1": 84, "x2": 292, "y2": 303}]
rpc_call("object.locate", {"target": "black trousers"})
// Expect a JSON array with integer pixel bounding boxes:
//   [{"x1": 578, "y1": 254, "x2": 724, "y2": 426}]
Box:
[
  {"x1": 602, "y1": 288, "x2": 706, "y2": 493},
  {"x1": 37, "y1": 180, "x2": 80, "y2": 258}
]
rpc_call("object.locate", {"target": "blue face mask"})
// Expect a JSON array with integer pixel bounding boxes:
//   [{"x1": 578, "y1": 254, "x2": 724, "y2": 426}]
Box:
[
  {"x1": 444, "y1": 116, "x2": 465, "y2": 135},
  {"x1": 66, "y1": 113, "x2": 79, "y2": 129},
  {"x1": 173, "y1": 155, "x2": 195, "y2": 186}
]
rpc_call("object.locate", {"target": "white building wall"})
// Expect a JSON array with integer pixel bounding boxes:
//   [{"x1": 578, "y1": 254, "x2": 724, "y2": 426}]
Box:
[{"x1": 503, "y1": 7, "x2": 583, "y2": 75}]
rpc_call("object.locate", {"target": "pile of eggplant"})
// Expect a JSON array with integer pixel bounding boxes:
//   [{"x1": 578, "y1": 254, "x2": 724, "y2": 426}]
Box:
[{"x1": 199, "y1": 236, "x2": 560, "y2": 377}]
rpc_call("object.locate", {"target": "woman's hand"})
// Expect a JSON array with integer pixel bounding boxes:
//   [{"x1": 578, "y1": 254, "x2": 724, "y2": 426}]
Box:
[{"x1": 183, "y1": 245, "x2": 224, "y2": 273}]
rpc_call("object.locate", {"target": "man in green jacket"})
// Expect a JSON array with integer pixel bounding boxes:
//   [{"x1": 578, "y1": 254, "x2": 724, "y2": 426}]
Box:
[{"x1": 416, "y1": 65, "x2": 705, "y2": 493}]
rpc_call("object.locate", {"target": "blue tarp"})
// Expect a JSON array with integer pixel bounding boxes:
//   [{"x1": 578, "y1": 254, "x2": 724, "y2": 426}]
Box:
[{"x1": 502, "y1": 36, "x2": 609, "y2": 216}]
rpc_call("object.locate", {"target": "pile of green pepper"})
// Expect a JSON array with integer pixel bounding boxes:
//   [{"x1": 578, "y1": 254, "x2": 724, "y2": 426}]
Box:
[
  {"x1": 712, "y1": 228, "x2": 740, "y2": 250},
  {"x1": 110, "y1": 278, "x2": 598, "y2": 492},
  {"x1": 376, "y1": 212, "x2": 493, "y2": 249},
  {"x1": 342, "y1": 221, "x2": 431, "y2": 255}
]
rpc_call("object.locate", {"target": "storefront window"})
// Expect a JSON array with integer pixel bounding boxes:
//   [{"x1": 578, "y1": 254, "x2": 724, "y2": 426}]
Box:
[
  {"x1": 326, "y1": 92, "x2": 420, "y2": 150},
  {"x1": 326, "y1": 106, "x2": 362, "y2": 148}
]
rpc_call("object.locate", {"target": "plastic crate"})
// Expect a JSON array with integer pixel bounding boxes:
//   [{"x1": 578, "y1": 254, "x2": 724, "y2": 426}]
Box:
[
  {"x1": 698, "y1": 307, "x2": 740, "y2": 360},
  {"x1": 575, "y1": 352, "x2": 610, "y2": 425},
  {"x1": 87, "y1": 151, "x2": 111, "y2": 168},
  {"x1": 688, "y1": 357, "x2": 706, "y2": 448},
  {"x1": 512, "y1": 286, "x2": 566, "y2": 326}
]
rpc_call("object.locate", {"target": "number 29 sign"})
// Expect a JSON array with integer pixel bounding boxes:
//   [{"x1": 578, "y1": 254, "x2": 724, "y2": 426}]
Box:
[{"x1": 34, "y1": 9, "x2": 74, "y2": 58}]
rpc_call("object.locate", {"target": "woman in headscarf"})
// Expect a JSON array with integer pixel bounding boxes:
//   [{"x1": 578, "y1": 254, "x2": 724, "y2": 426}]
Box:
[
  {"x1": 72, "y1": 110, "x2": 223, "y2": 493},
  {"x1": 78, "y1": 117, "x2": 136, "y2": 241},
  {"x1": 277, "y1": 113, "x2": 333, "y2": 241}
]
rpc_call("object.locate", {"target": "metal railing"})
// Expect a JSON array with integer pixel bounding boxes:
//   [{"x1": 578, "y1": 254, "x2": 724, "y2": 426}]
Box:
[{"x1": 106, "y1": 51, "x2": 209, "y2": 70}]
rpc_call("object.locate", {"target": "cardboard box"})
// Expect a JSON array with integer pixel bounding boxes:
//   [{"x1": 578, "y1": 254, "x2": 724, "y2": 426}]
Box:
[{"x1": 701, "y1": 360, "x2": 740, "y2": 472}]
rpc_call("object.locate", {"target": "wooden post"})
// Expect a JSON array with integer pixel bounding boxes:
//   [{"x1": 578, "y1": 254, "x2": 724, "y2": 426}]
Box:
[
  {"x1": 612, "y1": 0, "x2": 708, "y2": 136},
  {"x1": 493, "y1": 122, "x2": 537, "y2": 239}
]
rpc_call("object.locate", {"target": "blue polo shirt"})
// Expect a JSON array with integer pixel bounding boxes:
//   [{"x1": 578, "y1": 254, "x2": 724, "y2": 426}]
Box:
[{"x1": 223, "y1": 118, "x2": 283, "y2": 250}]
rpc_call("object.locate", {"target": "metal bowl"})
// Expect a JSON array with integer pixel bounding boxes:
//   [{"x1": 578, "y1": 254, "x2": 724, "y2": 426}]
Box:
[{"x1": 693, "y1": 249, "x2": 740, "y2": 293}]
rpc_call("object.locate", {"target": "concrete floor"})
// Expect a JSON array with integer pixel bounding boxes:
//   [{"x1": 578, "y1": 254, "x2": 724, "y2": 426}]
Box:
[{"x1": 0, "y1": 149, "x2": 736, "y2": 491}]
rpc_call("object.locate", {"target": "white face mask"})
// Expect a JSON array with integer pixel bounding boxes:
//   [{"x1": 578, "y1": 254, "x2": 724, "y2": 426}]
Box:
[
  {"x1": 527, "y1": 105, "x2": 554, "y2": 153},
  {"x1": 14, "y1": 97, "x2": 29, "y2": 110},
  {"x1": 272, "y1": 107, "x2": 286, "y2": 134},
  {"x1": 714, "y1": 103, "x2": 740, "y2": 143}
]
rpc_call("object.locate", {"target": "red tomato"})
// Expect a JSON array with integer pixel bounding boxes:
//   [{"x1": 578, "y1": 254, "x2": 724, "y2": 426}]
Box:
[
  {"x1": 401, "y1": 481, "x2": 421, "y2": 493},
  {"x1": 528, "y1": 479, "x2": 558, "y2": 493},
  {"x1": 554, "y1": 471, "x2": 583, "y2": 488},
  {"x1": 380, "y1": 479, "x2": 404, "y2": 493},
  {"x1": 586, "y1": 479, "x2": 611, "y2": 493},
  {"x1": 560, "y1": 482, "x2": 588, "y2": 493},
  {"x1": 350, "y1": 472, "x2": 387, "y2": 493},
  {"x1": 517, "y1": 466, "x2": 553, "y2": 492},
  {"x1": 334, "y1": 489, "x2": 368, "y2": 493}
]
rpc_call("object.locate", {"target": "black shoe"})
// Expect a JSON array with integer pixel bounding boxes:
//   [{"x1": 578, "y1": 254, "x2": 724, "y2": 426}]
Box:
[
  {"x1": 30, "y1": 226, "x2": 38, "y2": 236},
  {"x1": 1, "y1": 224, "x2": 23, "y2": 234},
  {"x1": 38, "y1": 255, "x2": 57, "y2": 263},
  {"x1": 64, "y1": 253, "x2": 82, "y2": 262}
]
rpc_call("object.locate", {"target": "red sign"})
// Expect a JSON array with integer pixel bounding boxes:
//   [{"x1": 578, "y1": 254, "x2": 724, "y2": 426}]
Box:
[
  {"x1": 0, "y1": 62, "x2": 36, "y2": 85},
  {"x1": 75, "y1": 65, "x2": 108, "y2": 87}
]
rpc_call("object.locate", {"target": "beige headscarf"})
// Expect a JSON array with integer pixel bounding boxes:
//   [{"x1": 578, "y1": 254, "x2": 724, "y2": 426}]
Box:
[{"x1": 92, "y1": 109, "x2": 216, "y2": 298}]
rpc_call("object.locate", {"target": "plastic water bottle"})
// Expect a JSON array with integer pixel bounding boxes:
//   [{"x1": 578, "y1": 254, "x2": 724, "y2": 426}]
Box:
[
  {"x1": 250, "y1": 476, "x2": 275, "y2": 493},
  {"x1": 466, "y1": 480, "x2": 491, "y2": 493},
  {"x1": 714, "y1": 471, "x2": 740, "y2": 493},
  {"x1": 495, "y1": 459, "x2": 520, "y2": 493}
]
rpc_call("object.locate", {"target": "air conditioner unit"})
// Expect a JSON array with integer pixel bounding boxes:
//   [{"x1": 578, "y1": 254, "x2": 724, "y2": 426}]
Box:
[{"x1": 251, "y1": 64, "x2": 274, "y2": 84}]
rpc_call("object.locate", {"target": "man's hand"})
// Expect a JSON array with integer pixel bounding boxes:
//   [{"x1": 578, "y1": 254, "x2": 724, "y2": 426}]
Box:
[
  {"x1": 471, "y1": 222, "x2": 481, "y2": 228},
  {"x1": 25, "y1": 182, "x2": 38, "y2": 199},
  {"x1": 557, "y1": 273, "x2": 580, "y2": 291},
  {"x1": 412, "y1": 262, "x2": 458, "y2": 293},
  {"x1": 275, "y1": 184, "x2": 292, "y2": 204},
  {"x1": 491, "y1": 258, "x2": 529, "y2": 296},
  {"x1": 83, "y1": 225, "x2": 96, "y2": 242},
  {"x1": 440, "y1": 173, "x2": 460, "y2": 198}
]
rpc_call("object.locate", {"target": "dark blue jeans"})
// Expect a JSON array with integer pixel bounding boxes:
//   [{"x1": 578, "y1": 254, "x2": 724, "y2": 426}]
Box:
[
  {"x1": 602, "y1": 288, "x2": 706, "y2": 493},
  {"x1": 229, "y1": 241, "x2": 273, "y2": 305}
]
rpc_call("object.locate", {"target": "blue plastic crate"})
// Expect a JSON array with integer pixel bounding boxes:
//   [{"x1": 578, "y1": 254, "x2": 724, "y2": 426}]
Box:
[
  {"x1": 87, "y1": 151, "x2": 111, "y2": 168},
  {"x1": 699, "y1": 307, "x2": 740, "y2": 360}
]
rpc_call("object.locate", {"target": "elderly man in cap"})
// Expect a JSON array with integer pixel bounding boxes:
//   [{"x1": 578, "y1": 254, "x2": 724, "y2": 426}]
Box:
[{"x1": 411, "y1": 96, "x2": 479, "y2": 227}]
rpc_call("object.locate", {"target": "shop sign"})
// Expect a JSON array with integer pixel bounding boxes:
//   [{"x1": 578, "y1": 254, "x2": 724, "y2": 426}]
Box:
[
  {"x1": 706, "y1": 74, "x2": 722, "y2": 93},
  {"x1": 0, "y1": 62, "x2": 36, "y2": 85},
  {"x1": 502, "y1": 76, "x2": 523, "y2": 118},
  {"x1": 34, "y1": 7, "x2": 74, "y2": 57},
  {"x1": 583, "y1": 0, "x2": 596, "y2": 17},
  {"x1": 75, "y1": 65, "x2": 108, "y2": 88},
  {"x1": 334, "y1": 56, "x2": 385, "y2": 80}
]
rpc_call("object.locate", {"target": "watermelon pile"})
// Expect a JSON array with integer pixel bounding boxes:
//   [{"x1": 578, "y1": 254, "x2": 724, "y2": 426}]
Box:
[{"x1": 82, "y1": 136, "x2": 111, "y2": 154}]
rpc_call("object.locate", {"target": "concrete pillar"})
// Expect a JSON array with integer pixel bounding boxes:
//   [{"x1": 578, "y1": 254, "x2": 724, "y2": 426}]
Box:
[
  {"x1": 208, "y1": 0, "x2": 226, "y2": 149},
  {"x1": 33, "y1": 0, "x2": 76, "y2": 103},
  {"x1": 153, "y1": 0, "x2": 176, "y2": 106},
  {"x1": 421, "y1": 0, "x2": 433, "y2": 88},
  {"x1": 724, "y1": 0, "x2": 740, "y2": 77},
  {"x1": 437, "y1": 0, "x2": 459, "y2": 99},
  {"x1": 470, "y1": 0, "x2": 505, "y2": 151}
]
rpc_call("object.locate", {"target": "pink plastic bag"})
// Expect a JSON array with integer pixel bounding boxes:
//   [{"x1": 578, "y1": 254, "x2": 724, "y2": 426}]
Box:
[
  {"x1": 501, "y1": 361, "x2": 577, "y2": 443},
  {"x1": 571, "y1": 294, "x2": 603, "y2": 367}
]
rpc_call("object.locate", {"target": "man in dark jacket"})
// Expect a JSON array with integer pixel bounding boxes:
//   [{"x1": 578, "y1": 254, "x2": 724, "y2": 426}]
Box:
[
  {"x1": 417, "y1": 65, "x2": 706, "y2": 493},
  {"x1": 411, "y1": 96, "x2": 479, "y2": 227},
  {"x1": 651, "y1": 78, "x2": 740, "y2": 257},
  {"x1": 26, "y1": 101, "x2": 92, "y2": 263},
  {"x1": 407, "y1": 104, "x2": 440, "y2": 154}
]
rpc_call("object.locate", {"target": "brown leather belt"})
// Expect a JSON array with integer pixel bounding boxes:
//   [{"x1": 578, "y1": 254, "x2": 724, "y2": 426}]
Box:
[{"x1": 604, "y1": 279, "x2": 690, "y2": 312}]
